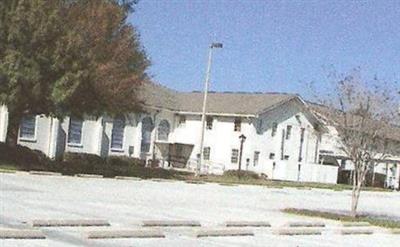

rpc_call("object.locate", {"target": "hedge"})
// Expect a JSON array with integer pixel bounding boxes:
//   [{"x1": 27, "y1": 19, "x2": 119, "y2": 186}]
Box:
[
  {"x1": 0, "y1": 143, "x2": 190, "y2": 179},
  {"x1": 223, "y1": 170, "x2": 260, "y2": 179}
]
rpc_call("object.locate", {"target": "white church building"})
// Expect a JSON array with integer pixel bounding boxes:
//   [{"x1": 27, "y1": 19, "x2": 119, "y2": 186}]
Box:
[{"x1": 0, "y1": 82, "x2": 399, "y2": 187}]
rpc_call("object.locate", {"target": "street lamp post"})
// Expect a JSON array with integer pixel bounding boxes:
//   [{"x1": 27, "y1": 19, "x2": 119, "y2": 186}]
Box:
[
  {"x1": 197, "y1": 42, "x2": 223, "y2": 175},
  {"x1": 238, "y1": 134, "x2": 247, "y2": 174}
]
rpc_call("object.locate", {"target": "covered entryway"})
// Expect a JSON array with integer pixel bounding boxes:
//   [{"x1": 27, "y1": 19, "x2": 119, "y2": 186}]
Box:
[{"x1": 155, "y1": 142, "x2": 194, "y2": 168}]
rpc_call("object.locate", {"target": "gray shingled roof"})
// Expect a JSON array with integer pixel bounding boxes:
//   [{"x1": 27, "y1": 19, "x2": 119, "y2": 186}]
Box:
[
  {"x1": 176, "y1": 92, "x2": 296, "y2": 115},
  {"x1": 137, "y1": 82, "x2": 179, "y2": 111},
  {"x1": 138, "y1": 82, "x2": 296, "y2": 115}
]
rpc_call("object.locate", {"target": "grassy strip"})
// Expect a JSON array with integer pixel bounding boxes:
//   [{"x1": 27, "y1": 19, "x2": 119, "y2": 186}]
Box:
[
  {"x1": 0, "y1": 163, "x2": 18, "y2": 173},
  {"x1": 282, "y1": 208, "x2": 400, "y2": 229},
  {"x1": 192, "y1": 174, "x2": 390, "y2": 192},
  {"x1": 1, "y1": 160, "x2": 390, "y2": 192}
]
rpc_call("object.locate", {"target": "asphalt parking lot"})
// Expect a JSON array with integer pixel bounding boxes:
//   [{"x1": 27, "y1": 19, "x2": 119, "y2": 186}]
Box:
[{"x1": 1, "y1": 172, "x2": 399, "y2": 246}]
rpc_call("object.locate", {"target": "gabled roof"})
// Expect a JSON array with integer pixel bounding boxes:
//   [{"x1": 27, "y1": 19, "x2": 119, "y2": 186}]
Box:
[
  {"x1": 176, "y1": 91, "x2": 296, "y2": 115},
  {"x1": 138, "y1": 82, "x2": 297, "y2": 116}
]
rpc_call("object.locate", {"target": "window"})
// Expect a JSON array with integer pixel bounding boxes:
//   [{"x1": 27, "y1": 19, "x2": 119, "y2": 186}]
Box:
[
  {"x1": 234, "y1": 118, "x2": 241, "y2": 132},
  {"x1": 178, "y1": 115, "x2": 186, "y2": 126},
  {"x1": 68, "y1": 117, "x2": 83, "y2": 144},
  {"x1": 206, "y1": 116, "x2": 213, "y2": 130},
  {"x1": 269, "y1": 153, "x2": 275, "y2": 160},
  {"x1": 157, "y1": 120, "x2": 170, "y2": 141},
  {"x1": 284, "y1": 155, "x2": 290, "y2": 160},
  {"x1": 141, "y1": 117, "x2": 154, "y2": 153},
  {"x1": 19, "y1": 115, "x2": 36, "y2": 139},
  {"x1": 298, "y1": 128, "x2": 305, "y2": 162},
  {"x1": 231, "y1": 149, "x2": 239, "y2": 163},
  {"x1": 203, "y1": 147, "x2": 210, "y2": 160},
  {"x1": 286, "y1": 125, "x2": 292, "y2": 140},
  {"x1": 271, "y1": 122, "x2": 278, "y2": 137},
  {"x1": 111, "y1": 117, "x2": 125, "y2": 150},
  {"x1": 253, "y1": 151, "x2": 260, "y2": 166}
]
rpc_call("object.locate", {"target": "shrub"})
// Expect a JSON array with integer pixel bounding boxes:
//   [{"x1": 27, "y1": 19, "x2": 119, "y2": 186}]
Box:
[
  {"x1": 223, "y1": 170, "x2": 260, "y2": 179},
  {"x1": 105, "y1": 156, "x2": 145, "y2": 177},
  {"x1": 62, "y1": 152, "x2": 106, "y2": 175},
  {"x1": 0, "y1": 143, "x2": 52, "y2": 171}
]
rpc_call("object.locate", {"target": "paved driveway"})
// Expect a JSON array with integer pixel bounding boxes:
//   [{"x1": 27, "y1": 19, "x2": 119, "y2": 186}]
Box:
[{"x1": 1, "y1": 173, "x2": 399, "y2": 246}]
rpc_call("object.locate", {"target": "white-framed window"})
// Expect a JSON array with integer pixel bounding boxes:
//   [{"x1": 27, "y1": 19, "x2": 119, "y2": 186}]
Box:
[
  {"x1": 203, "y1": 147, "x2": 210, "y2": 160},
  {"x1": 231, "y1": 149, "x2": 239, "y2": 163},
  {"x1": 141, "y1": 117, "x2": 154, "y2": 153},
  {"x1": 206, "y1": 116, "x2": 213, "y2": 130},
  {"x1": 111, "y1": 117, "x2": 125, "y2": 150},
  {"x1": 234, "y1": 118, "x2": 241, "y2": 132},
  {"x1": 67, "y1": 117, "x2": 83, "y2": 145},
  {"x1": 286, "y1": 125, "x2": 292, "y2": 140},
  {"x1": 269, "y1": 153, "x2": 275, "y2": 160},
  {"x1": 254, "y1": 151, "x2": 260, "y2": 166},
  {"x1": 19, "y1": 115, "x2": 36, "y2": 140},
  {"x1": 271, "y1": 122, "x2": 278, "y2": 137},
  {"x1": 157, "y1": 120, "x2": 170, "y2": 141}
]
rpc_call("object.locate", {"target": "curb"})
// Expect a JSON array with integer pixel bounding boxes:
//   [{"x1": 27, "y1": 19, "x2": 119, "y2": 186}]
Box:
[
  {"x1": 150, "y1": 178, "x2": 171, "y2": 182},
  {"x1": 273, "y1": 227, "x2": 322, "y2": 235},
  {"x1": 185, "y1": 180, "x2": 206, "y2": 185},
  {"x1": 342, "y1": 222, "x2": 370, "y2": 227},
  {"x1": 29, "y1": 171, "x2": 62, "y2": 176},
  {"x1": 218, "y1": 183, "x2": 237, "y2": 187},
  {"x1": 142, "y1": 220, "x2": 201, "y2": 227},
  {"x1": 225, "y1": 221, "x2": 271, "y2": 227},
  {"x1": 196, "y1": 229, "x2": 254, "y2": 238},
  {"x1": 75, "y1": 174, "x2": 103, "y2": 179},
  {"x1": 0, "y1": 228, "x2": 46, "y2": 239},
  {"x1": 114, "y1": 176, "x2": 142, "y2": 181},
  {"x1": 85, "y1": 229, "x2": 165, "y2": 239},
  {"x1": 31, "y1": 219, "x2": 110, "y2": 227},
  {"x1": 338, "y1": 228, "x2": 374, "y2": 235},
  {"x1": 284, "y1": 221, "x2": 325, "y2": 227}
]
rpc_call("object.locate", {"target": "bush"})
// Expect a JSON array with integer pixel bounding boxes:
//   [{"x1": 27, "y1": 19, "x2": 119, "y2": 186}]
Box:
[
  {"x1": 0, "y1": 142, "x2": 53, "y2": 171},
  {"x1": 223, "y1": 170, "x2": 260, "y2": 180},
  {"x1": 0, "y1": 144, "x2": 191, "y2": 180},
  {"x1": 62, "y1": 152, "x2": 106, "y2": 175},
  {"x1": 104, "y1": 156, "x2": 145, "y2": 177}
]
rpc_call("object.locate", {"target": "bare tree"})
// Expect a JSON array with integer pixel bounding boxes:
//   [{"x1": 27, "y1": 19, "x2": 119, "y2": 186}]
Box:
[{"x1": 310, "y1": 70, "x2": 399, "y2": 217}]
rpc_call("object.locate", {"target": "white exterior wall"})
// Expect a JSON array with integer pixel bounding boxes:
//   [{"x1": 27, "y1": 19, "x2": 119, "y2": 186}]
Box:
[
  {"x1": 172, "y1": 100, "x2": 329, "y2": 182},
  {"x1": 17, "y1": 115, "x2": 52, "y2": 157},
  {"x1": 0, "y1": 105, "x2": 8, "y2": 142},
  {"x1": 61, "y1": 116, "x2": 102, "y2": 156}
]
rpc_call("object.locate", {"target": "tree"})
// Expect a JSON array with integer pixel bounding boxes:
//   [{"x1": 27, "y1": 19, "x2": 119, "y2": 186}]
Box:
[
  {"x1": 311, "y1": 70, "x2": 399, "y2": 217},
  {"x1": 0, "y1": 0, "x2": 148, "y2": 146}
]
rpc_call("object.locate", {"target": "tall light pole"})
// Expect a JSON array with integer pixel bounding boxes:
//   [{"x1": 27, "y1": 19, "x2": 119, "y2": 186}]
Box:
[{"x1": 197, "y1": 42, "x2": 223, "y2": 175}]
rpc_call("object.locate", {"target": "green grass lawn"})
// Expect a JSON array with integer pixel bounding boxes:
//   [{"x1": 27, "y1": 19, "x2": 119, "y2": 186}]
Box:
[
  {"x1": 282, "y1": 208, "x2": 400, "y2": 229},
  {"x1": 0, "y1": 163, "x2": 18, "y2": 173},
  {"x1": 190, "y1": 174, "x2": 390, "y2": 192}
]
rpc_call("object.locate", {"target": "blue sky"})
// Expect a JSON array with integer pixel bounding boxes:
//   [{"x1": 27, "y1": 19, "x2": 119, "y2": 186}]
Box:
[{"x1": 130, "y1": 0, "x2": 400, "y2": 100}]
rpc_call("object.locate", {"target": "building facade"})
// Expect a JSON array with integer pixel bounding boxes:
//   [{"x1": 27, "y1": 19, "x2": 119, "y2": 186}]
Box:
[{"x1": 1, "y1": 83, "x2": 399, "y2": 187}]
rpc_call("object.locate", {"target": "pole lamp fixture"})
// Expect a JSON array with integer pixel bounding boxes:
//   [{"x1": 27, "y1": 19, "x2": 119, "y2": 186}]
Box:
[
  {"x1": 238, "y1": 134, "x2": 247, "y2": 172},
  {"x1": 197, "y1": 42, "x2": 223, "y2": 175}
]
